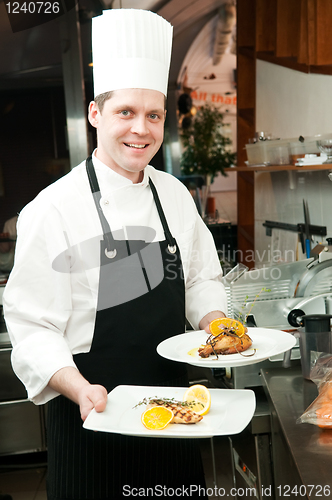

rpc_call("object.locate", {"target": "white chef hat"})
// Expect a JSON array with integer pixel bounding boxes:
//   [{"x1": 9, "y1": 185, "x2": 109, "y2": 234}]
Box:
[{"x1": 91, "y1": 9, "x2": 173, "y2": 97}]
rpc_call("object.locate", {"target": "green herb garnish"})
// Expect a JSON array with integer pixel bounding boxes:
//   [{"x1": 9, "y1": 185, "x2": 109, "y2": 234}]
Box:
[{"x1": 133, "y1": 397, "x2": 202, "y2": 409}]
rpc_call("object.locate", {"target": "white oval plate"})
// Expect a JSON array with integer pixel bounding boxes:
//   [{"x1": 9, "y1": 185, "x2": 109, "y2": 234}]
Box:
[{"x1": 157, "y1": 328, "x2": 296, "y2": 368}]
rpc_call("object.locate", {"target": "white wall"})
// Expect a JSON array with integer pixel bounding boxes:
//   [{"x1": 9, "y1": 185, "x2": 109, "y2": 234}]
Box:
[
  {"x1": 256, "y1": 61, "x2": 332, "y2": 138},
  {"x1": 211, "y1": 170, "x2": 237, "y2": 192},
  {"x1": 255, "y1": 61, "x2": 332, "y2": 267}
]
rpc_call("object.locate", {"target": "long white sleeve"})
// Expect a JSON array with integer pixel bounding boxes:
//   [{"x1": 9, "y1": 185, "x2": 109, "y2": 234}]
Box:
[
  {"x1": 4, "y1": 198, "x2": 78, "y2": 403},
  {"x1": 183, "y1": 216, "x2": 228, "y2": 329}
]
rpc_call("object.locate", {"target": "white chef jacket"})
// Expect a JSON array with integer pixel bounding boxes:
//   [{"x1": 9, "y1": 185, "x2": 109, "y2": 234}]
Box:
[{"x1": 3, "y1": 154, "x2": 227, "y2": 405}]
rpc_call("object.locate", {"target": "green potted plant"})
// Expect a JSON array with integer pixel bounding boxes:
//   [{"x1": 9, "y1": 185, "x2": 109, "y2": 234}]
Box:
[{"x1": 180, "y1": 103, "x2": 236, "y2": 217}]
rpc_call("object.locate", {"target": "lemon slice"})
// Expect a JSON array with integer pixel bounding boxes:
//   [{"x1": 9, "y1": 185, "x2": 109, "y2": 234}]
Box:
[
  {"x1": 183, "y1": 384, "x2": 211, "y2": 416},
  {"x1": 141, "y1": 406, "x2": 174, "y2": 430},
  {"x1": 209, "y1": 317, "x2": 245, "y2": 338}
]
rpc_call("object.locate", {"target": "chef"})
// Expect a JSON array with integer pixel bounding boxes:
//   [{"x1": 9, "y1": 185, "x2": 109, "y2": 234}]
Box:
[{"x1": 3, "y1": 9, "x2": 227, "y2": 499}]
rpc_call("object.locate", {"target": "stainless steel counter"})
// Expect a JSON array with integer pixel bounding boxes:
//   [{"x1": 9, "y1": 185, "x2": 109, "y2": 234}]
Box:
[{"x1": 261, "y1": 366, "x2": 332, "y2": 498}]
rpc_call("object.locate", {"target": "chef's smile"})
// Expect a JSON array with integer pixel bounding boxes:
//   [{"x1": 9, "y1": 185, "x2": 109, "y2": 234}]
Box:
[{"x1": 124, "y1": 143, "x2": 149, "y2": 149}]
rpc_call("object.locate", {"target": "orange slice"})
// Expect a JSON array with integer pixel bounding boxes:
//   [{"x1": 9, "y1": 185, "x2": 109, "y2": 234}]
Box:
[
  {"x1": 209, "y1": 317, "x2": 246, "y2": 338},
  {"x1": 183, "y1": 384, "x2": 211, "y2": 416},
  {"x1": 141, "y1": 406, "x2": 174, "y2": 430}
]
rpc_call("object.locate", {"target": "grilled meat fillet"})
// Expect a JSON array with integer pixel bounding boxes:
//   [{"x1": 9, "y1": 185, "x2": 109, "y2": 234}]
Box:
[
  {"x1": 198, "y1": 332, "x2": 252, "y2": 358},
  {"x1": 147, "y1": 400, "x2": 203, "y2": 424}
]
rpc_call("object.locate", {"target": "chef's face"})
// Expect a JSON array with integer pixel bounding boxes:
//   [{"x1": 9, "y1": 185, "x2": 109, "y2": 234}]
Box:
[{"x1": 88, "y1": 88, "x2": 166, "y2": 183}]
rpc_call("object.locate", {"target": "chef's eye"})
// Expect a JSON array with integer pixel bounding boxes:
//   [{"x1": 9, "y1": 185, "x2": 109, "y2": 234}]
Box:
[
  {"x1": 149, "y1": 113, "x2": 159, "y2": 120},
  {"x1": 120, "y1": 110, "x2": 131, "y2": 117}
]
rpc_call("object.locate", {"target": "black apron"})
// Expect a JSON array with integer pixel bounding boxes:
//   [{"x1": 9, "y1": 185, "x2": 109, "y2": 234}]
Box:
[{"x1": 46, "y1": 157, "x2": 206, "y2": 499}]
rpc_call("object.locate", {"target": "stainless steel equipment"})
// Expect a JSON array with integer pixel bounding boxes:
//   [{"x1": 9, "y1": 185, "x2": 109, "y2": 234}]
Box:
[
  {"x1": 288, "y1": 312, "x2": 332, "y2": 379},
  {"x1": 207, "y1": 252, "x2": 332, "y2": 499},
  {"x1": 220, "y1": 247, "x2": 332, "y2": 388}
]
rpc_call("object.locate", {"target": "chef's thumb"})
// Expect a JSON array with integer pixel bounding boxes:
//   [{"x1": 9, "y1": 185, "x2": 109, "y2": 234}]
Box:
[{"x1": 94, "y1": 397, "x2": 107, "y2": 413}]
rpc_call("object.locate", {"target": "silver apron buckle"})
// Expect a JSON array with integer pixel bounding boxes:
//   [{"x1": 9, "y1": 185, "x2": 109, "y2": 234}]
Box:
[{"x1": 105, "y1": 248, "x2": 117, "y2": 259}]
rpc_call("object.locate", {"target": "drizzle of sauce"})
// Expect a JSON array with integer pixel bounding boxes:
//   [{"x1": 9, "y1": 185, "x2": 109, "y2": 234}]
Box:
[
  {"x1": 187, "y1": 345, "x2": 205, "y2": 357},
  {"x1": 187, "y1": 347, "x2": 199, "y2": 357}
]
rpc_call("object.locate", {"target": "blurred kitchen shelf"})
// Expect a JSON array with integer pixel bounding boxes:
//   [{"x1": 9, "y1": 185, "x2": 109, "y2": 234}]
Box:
[{"x1": 225, "y1": 164, "x2": 332, "y2": 173}]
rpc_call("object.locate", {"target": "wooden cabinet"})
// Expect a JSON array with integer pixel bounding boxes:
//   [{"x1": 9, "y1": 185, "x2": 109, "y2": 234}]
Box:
[
  {"x1": 236, "y1": 0, "x2": 332, "y2": 267},
  {"x1": 255, "y1": 0, "x2": 332, "y2": 69}
]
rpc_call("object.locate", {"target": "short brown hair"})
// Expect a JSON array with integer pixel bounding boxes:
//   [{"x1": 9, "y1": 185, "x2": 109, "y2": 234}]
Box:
[{"x1": 94, "y1": 91, "x2": 114, "y2": 113}]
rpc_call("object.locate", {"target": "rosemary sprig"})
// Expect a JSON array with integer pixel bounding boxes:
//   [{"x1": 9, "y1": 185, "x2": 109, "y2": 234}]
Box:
[{"x1": 133, "y1": 397, "x2": 203, "y2": 409}]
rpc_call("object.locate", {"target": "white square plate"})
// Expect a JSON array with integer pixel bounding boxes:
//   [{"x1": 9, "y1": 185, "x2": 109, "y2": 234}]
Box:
[{"x1": 83, "y1": 385, "x2": 256, "y2": 438}]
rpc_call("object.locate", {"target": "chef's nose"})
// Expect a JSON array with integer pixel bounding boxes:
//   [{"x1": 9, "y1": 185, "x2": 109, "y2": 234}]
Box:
[{"x1": 131, "y1": 115, "x2": 149, "y2": 135}]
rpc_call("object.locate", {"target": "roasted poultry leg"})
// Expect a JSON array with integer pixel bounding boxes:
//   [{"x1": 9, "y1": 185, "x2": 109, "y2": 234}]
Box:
[{"x1": 198, "y1": 332, "x2": 252, "y2": 358}]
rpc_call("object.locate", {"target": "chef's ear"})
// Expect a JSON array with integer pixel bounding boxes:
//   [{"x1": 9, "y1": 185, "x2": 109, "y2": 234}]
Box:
[{"x1": 88, "y1": 101, "x2": 100, "y2": 128}]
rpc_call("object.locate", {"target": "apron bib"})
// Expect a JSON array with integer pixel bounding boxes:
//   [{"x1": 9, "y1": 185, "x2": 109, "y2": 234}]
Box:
[{"x1": 46, "y1": 157, "x2": 206, "y2": 499}]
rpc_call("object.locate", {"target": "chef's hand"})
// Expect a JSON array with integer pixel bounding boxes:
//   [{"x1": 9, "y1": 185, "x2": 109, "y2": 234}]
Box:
[
  {"x1": 199, "y1": 310, "x2": 226, "y2": 334},
  {"x1": 48, "y1": 367, "x2": 108, "y2": 421},
  {"x1": 78, "y1": 384, "x2": 108, "y2": 421}
]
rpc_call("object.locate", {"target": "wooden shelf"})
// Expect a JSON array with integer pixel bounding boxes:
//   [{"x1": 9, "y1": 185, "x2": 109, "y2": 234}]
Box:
[
  {"x1": 225, "y1": 164, "x2": 332, "y2": 173},
  {"x1": 256, "y1": 51, "x2": 310, "y2": 74},
  {"x1": 256, "y1": 51, "x2": 332, "y2": 76}
]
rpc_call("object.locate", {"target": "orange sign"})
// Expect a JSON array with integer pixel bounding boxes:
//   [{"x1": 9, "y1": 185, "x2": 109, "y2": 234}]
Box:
[{"x1": 190, "y1": 90, "x2": 237, "y2": 106}]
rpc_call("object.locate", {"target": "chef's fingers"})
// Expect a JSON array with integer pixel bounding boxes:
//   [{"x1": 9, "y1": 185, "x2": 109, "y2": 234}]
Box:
[
  {"x1": 199, "y1": 310, "x2": 226, "y2": 332},
  {"x1": 80, "y1": 384, "x2": 108, "y2": 421}
]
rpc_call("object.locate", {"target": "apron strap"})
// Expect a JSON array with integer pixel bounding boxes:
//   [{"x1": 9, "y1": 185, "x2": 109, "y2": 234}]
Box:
[
  {"x1": 86, "y1": 156, "x2": 117, "y2": 256},
  {"x1": 149, "y1": 178, "x2": 177, "y2": 253},
  {"x1": 86, "y1": 156, "x2": 177, "y2": 255}
]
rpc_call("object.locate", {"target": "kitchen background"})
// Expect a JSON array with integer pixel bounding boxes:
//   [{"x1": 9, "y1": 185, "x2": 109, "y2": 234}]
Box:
[{"x1": 255, "y1": 61, "x2": 332, "y2": 268}]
